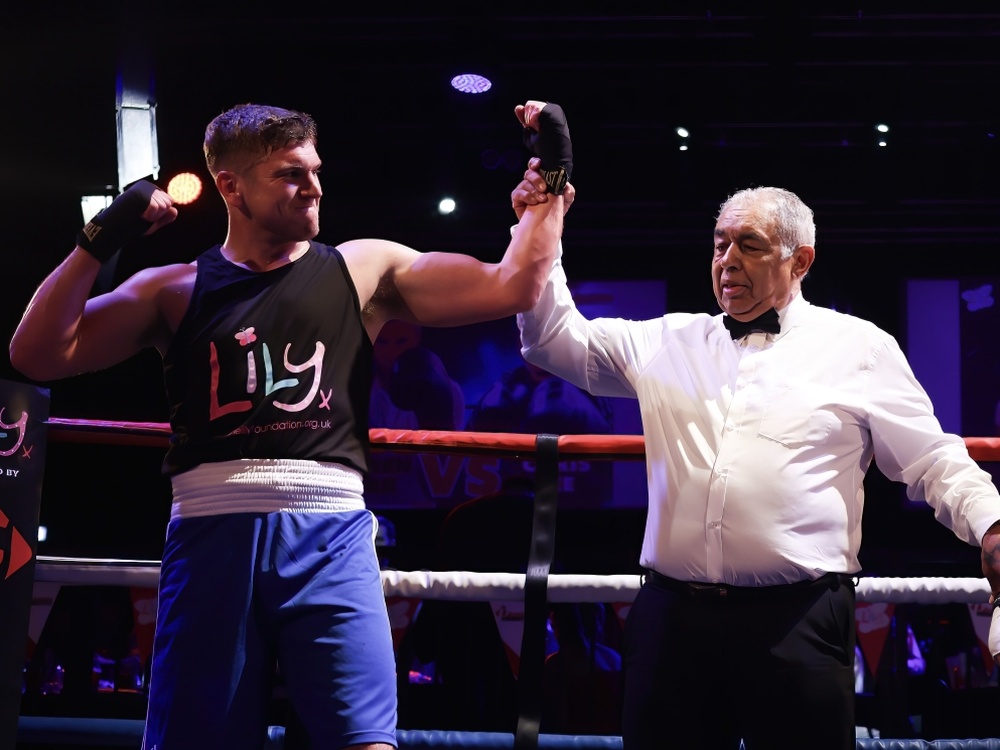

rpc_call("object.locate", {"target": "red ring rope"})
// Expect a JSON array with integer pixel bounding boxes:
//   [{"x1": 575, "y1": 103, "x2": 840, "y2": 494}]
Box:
[{"x1": 45, "y1": 418, "x2": 1000, "y2": 462}]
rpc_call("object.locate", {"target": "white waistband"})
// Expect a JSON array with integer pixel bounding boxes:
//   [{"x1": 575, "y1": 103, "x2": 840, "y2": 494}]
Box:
[{"x1": 170, "y1": 459, "x2": 365, "y2": 520}]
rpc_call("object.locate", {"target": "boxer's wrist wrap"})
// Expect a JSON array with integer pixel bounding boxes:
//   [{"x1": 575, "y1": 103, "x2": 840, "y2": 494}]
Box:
[
  {"x1": 540, "y1": 167, "x2": 569, "y2": 195},
  {"x1": 523, "y1": 103, "x2": 573, "y2": 195},
  {"x1": 76, "y1": 179, "x2": 157, "y2": 262}
]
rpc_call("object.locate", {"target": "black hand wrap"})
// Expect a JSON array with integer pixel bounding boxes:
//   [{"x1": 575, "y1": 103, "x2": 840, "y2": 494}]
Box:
[
  {"x1": 522, "y1": 103, "x2": 573, "y2": 195},
  {"x1": 76, "y1": 179, "x2": 157, "y2": 262}
]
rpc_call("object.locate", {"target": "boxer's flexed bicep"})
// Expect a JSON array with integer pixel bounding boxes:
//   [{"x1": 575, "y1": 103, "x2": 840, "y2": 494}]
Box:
[
  {"x1": 338, "y1": 238, "x2": 424, "y2": 341},
  {"x1": 11, "y1": 179, "x2": 185, "y2": 382}
]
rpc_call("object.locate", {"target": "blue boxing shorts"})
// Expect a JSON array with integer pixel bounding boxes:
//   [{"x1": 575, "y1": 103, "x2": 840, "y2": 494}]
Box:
[{"x1": 142, "y1": 509, "x2": 397, "y2": 749}]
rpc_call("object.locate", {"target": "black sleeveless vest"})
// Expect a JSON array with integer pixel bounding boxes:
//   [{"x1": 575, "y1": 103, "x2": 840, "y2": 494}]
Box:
[{"x1": 162, "y1": 242, "x2": 371, "y2": 476}]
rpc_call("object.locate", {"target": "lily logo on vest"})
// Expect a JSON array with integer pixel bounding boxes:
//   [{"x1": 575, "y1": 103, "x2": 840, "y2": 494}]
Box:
[{"x1": 209, "y1": 337, "x2": 328, "y2": 421}]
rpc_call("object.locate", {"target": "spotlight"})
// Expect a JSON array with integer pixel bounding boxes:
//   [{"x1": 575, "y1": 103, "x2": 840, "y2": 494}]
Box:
[
  {"x1": 166, "y1": 172, "x2": 203, "y2": 205},
  {"x1": 875, "y1": 123, "x2": 889, "y2": 148},
  {"x1": 438, "y1": 197, "x2": 457, "y2": 215},
  {"x1": 450, "y1": 73, "x2": 492, "y2": 94},
  {"x1": 675, "y1": 126, "x2": 690, "y2": 151}
]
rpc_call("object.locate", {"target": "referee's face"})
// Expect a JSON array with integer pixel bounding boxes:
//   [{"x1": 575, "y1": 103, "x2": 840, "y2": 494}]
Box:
[{"x1": 712, "y1": 200, "x2": 809, "y2": 320}]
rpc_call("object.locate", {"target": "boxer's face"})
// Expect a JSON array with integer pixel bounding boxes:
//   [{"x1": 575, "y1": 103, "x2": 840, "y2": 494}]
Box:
[{"x1": 237, "y1": 141, "x2": 323, "y2": 242}]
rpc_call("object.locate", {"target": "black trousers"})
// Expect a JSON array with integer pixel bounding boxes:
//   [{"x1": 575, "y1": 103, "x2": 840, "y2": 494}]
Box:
[{"x1": 622, "y1": 572, "x2": 856, "y2": 750}]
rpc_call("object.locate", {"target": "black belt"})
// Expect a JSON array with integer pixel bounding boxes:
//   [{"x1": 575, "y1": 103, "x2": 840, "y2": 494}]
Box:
[{"x1": 644, "y1": 570, "x2": 854, "y2": 601}]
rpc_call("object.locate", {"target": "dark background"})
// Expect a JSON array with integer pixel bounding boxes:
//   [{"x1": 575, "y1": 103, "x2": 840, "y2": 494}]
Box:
[{"x1": 1, "y1": 5, "x2": 998, "y2": 575}]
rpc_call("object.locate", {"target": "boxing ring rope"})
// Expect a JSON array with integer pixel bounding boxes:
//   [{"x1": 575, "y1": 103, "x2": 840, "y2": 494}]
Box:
[
  {"x1": 18, "y1": 419, "x2": 1000, "y2": 749},
  {"x1": 18, "y1": 716, "x2": 1000, "y2": 750},
  {"x1": 45, "y1": 418, "x2": 1000, "y2": 461},
  {"x1": 28, "y1": 561, "x2": 998, "y2": 605}
]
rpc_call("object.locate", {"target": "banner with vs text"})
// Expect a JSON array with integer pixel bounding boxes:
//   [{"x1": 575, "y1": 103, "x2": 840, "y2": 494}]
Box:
[{"x1": 0, "y1": 378, "x2": 49, "y2": 749}]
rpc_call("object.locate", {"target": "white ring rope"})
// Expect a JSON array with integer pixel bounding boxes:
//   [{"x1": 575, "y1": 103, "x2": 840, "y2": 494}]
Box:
[{"x1": 33, "y1": 557, "x2": 991, "y2": 604}]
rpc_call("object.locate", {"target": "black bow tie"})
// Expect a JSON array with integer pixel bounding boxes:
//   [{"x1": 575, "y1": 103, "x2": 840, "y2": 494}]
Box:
[{"x1": 723, "y1": 307, "x2": 780, "y2": 339}]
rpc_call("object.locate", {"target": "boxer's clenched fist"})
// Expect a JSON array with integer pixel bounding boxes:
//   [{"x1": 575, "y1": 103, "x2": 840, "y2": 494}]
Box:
[{"x1": 77, "y1": 179, "x2": 178, "y2": 262}]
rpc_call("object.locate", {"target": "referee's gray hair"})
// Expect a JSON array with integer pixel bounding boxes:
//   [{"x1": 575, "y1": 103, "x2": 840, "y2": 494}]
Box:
[{"x1": 717, "y1": 187, "x2": 816, "y2": 259}]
